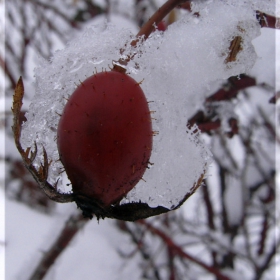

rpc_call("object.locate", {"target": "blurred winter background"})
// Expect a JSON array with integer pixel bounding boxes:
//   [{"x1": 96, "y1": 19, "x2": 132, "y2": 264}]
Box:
[{"x1": 1, "y1": 0, "x2": 280, "y2": 279}]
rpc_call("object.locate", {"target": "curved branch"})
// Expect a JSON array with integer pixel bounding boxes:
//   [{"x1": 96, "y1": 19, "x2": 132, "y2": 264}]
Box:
[
  {"x1": 114, "y1": 0, "x2": 189, "y2": 69},
  {"x1": 138, "y1": 220, "x2": 232, "y2": 280},
  {"x1": 28, "y1": 212, "x2": 88, "y2": 280},
  {"x1": 135, "y1": 0, "x2": 188, "y2": 41}
]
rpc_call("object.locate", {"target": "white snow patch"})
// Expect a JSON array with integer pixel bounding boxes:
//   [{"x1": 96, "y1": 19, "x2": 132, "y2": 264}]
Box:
[{"x1": 224, "y1": 175, "x2": 243, "y2": 226}]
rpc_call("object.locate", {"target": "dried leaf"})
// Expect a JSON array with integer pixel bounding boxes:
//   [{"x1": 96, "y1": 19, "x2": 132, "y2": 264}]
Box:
[{"x1": 12, "y1": 77, "x2": 24, "y2": 153}]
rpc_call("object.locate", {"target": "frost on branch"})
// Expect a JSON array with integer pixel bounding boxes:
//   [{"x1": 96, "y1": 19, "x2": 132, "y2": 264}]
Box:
[{"x1": 18, "y1": 1, "x2": 263, "y2": 219}]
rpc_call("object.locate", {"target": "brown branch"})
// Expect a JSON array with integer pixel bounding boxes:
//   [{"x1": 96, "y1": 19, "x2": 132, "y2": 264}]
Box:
[
  {"x1": 206, "y1": 75, "x2": 256, "y2": 102},
  {"x1": 269, "y1": 91, "x2": 280, "y2": 104},
  {"x1": 177, "y1": 7, "x2": 280, "y2": 29},
  {"x1": 257, "y1": 212, "x2": 269, "y2": 256},
  {"x1": 218, "y1": 166, "x2": 230, "y2": 234},
  {"x1": 28, "y1": 212, "x2": 89, "y2": 280},
  {"x1": 138, "y1": 220, "x2": 232, "y2": 280},
  {"x1": 116, "y1": 220, "x2": 161, "y2": 277},
  {"x1": 254, "y1": 240, "x2": 279, "y2": 280},
  {"x1": 256, "y1": 11, "x2": 280, "y2": 29},
  {"x1": 163, "y1": 215, "x2": 176, "y2": 280},
  {"x1": 198, "y1": 120, "x2": 221, "y2": 133},
  {"x1": 201, "y1": 182, "x2": 219, "y2": 269},
  {"x1": 0, "y1": 55, "x2": 17, "y2": 89},
  {"x1": 136, "y1": 0, "x2": 188, "y2": 41},
  {"x1": 202, "y1": 182, "x2": 215, "y2": 230},
  {"x1": 33, "y1": 0, "x2": 78, "y2": 28},
  {"x1": 114, "y1": 0, "x2": 189, "y2": 70}
]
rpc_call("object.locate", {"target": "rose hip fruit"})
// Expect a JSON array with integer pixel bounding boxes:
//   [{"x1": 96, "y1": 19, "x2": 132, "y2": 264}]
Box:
[{"x1": 57, "y1": 70, "x2": 152, "y2": 209}]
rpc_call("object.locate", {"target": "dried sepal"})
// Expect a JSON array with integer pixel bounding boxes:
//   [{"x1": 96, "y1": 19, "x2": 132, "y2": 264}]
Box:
[
  {"x1": 39, "y1": 146, "x2": 50, "y2": 181},
  {"x1": 24, "y1": 147, "x2": 32, "y2": 159},
  {"x1": 12, "y1": 76, "x2": 24, "y2": 154},
  {"x1": 29, "y1": 142, "x2": 38, "y2": 163},
  {"x1": 12, "y1": 77, "x2": 74, "y2": 203}
]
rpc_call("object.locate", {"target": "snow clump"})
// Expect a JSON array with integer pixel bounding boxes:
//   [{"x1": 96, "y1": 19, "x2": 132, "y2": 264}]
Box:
[{"x1": 21, "y1": 1, "x2": 267, "y2": 209}]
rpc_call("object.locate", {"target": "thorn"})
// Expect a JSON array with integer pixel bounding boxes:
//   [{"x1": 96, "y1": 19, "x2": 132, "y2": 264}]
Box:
[
  {"x1": 55, "y1": 111, "x2": 62, "y2": 117},
  {"x1": 79, "y1": 80, "x2": 85, "y2": 87},
  {"x1": 135, "y1": 78, "x2": 144, "y2": 86},
  {"x1": 140, "y1": 177, "x2": 146, "y2": 182},
  {"x1": 152, "y1": 131, "x2": 159, "y2": 136},
  {"x1": 58, "y1": 169, "x2": 65, "y2": 175}
]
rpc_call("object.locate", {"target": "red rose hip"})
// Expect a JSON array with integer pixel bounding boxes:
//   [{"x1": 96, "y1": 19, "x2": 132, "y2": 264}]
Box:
[{"x1": 57, "y1": 70, "x2": 152, "y2": 210}]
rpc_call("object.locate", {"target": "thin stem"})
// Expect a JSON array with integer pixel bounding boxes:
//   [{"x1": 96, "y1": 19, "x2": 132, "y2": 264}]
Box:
[
  {"x1": 28, "y1": 212, "x2": 89, "y2": 280},
  {"x1": 114, "y1": 0, "x2": 188, "y2": 69},
  {"x1": 136, "y1": 0, "x2": 188, "y2": 41},
  {"x1": 138, "y1": 220, "x2": 232, "y2": 280},
  {"x1": 256, "y1": 11, "x2": 280, "y2": 29}
]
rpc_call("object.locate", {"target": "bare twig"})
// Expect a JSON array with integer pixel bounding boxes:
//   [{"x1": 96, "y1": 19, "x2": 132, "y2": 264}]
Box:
[
  {"x1": 33, "y1": 0, "x2": 78, "y2": 28},
  {"x1": 201, "y1": 182, "x2": 215, "y2": 230},
  {"x1": 29, "y1": 212, "x2": 89, "y2": 280},
  {"x1": 254, "y1": 240, "x2": 280, "y2": 280},
  {"x1": 256, "y1": 11, "x2": 280, "y2": 29},
  {"x1": 138, "y1": 220, "x2": 232, "y2": 280},
  {"x1": 0, "y1": 56, "x2": 17, "y2": 90},
  {"x1": 115, "y1": 0, "x2": 189, "y2": 69},
  {"x1": 135, "y1": 0, "x2": 188, "y2": 41}
]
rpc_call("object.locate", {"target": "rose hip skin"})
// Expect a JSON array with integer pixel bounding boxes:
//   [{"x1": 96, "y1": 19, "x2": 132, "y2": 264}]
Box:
[{"x1": 57, "y1": 71, "x2": 152, "y2": 208}]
